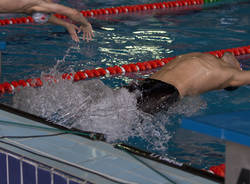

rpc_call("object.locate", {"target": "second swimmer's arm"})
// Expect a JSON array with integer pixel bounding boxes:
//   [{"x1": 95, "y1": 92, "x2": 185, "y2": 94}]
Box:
[
  {"x1": 48, "y1": 15, "x2": 81, "y2": 42},
  {"x1": 29, "y1": 2, "x2": 94, "y2": 41},
  {"x1": 29, "y1": 2, "x2": 89, "y2": 26}
]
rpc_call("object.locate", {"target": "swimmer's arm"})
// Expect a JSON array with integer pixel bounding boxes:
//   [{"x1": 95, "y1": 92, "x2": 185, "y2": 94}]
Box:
[
  {"x1": 29, "y1": 2, "x2": 94, "y2": 41},
  {"x1": 48, "y1": 15, "x2": 81, "y2": 42},
  {"x1": 28, "y1": 2, "x2": 89, "y2": 26},
  {"x1": 229, "y1": 70, "x2": 250, "y2": 86}
]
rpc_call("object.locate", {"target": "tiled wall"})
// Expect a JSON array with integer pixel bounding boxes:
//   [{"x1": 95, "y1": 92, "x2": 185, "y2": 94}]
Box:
[{"x1": 0, "y1": 149, "x2": 94, "y2": 184}]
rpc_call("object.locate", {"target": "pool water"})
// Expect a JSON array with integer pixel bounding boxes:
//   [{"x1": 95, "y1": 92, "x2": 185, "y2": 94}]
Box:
[{"x1": 1, "y1": 0, "x2": 250, "y2": 170}]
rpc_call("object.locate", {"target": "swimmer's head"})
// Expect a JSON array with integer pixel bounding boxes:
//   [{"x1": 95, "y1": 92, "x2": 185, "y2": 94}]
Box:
[
  {"x1": 32, "y1": 12, "x2": 50, "y2": 24},
  {"x1": 222, "y1": 52, "x2": 242, "y2": 71}
]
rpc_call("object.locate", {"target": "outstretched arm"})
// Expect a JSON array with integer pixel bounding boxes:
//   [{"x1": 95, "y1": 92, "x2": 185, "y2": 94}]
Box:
[{"x1": 29, "y1": 2, "x2": 87, "y2": 25}]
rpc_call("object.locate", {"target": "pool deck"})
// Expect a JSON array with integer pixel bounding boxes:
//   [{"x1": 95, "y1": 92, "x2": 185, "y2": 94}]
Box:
[
  {"x1": 182, "y1": 110, "x2": 250, "y2": 184},
  {"x1": 0, "y1": 104, "x2": 223, "y2": 184}
]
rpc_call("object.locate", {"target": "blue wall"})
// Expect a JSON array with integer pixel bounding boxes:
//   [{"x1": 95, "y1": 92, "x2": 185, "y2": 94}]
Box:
[{"x1": 0, "y1": 148, "x2": 93, "y2": 184}]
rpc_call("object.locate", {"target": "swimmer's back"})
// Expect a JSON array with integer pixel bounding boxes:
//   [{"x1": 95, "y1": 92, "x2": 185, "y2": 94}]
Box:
[
  {"x1": 154, "y1": 52, "x2": 223, "y2": 72},
  {"x1": 151, "y1": 52, "x2": 236, "y2": 97}
]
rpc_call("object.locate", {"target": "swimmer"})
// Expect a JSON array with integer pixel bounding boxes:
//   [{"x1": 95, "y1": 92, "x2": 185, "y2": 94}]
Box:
[
  {"x1": 125, "y1": 52, "x2": 247, "y2": 113},
  {"x1": 0, "y1": 0, "x2": 94, "y2": 42}
]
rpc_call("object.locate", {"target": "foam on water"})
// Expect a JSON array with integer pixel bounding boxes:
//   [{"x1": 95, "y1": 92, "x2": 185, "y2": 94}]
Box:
[
  {"x1": 12, "y1": 73, "x2": 206, "y2": 148},
  {"x1": 12, "y1": 75, "x2": 145, "y2": 141}
]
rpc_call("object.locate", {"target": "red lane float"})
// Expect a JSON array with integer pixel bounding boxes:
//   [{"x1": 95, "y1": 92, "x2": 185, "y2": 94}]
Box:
[
  {"x1": 80, "y1": 0, "x2": 204, "y2": 18},
  {"x1": 208, "y1": 163, "x2": 225, "y2": 178},
  {"x1": 0, "y1": 45, "x2": 249, "y2": 95},
  {"x1": 0, "y1": 0, "x2": 207, "y2": 26}
]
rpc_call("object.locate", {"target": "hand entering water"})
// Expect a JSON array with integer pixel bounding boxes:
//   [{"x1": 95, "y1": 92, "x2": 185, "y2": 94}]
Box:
[
  {"x1": 80, "y1": 23, "x2": 95, "y2": 42},
  {"x1": 65, "y1": 23, "x2": 81, "y2": 42}
]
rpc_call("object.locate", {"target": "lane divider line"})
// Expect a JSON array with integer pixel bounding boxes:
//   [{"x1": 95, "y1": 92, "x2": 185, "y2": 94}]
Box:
[
  {"x1": 0, "y1": 0, "x2": 233, "y2": 26},
  {"x1": 0, "y1": 45, "x2": 249, "y2": 95}
]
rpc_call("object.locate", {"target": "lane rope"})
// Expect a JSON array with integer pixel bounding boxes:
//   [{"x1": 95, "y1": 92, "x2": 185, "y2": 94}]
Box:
[
  {"x1": 208, "y1": 164, "x2": 225, "y2": 177},
  {"x1": 0, "y1": 45, "x2": 249, "y2": 95},
  {"x1": 0, "y1": 0, "x2": 236, "y2": 26}
]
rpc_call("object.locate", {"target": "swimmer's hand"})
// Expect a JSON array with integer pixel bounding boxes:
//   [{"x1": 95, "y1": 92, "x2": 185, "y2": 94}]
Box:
[
  {"x1": 65, "y1": 23, "x2": 81, "y2": 42},
  {"x1": 65, "y1": 23, "x2": 94, "y2": 42},
  {"x1": 79, "y1": 23, "x2": 94, "y2": 42}
]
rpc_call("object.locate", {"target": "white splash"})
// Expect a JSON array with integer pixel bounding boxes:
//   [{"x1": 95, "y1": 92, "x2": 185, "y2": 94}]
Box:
[{"x1": 12, "y1": 75, "x2": 206, "y2": 149}]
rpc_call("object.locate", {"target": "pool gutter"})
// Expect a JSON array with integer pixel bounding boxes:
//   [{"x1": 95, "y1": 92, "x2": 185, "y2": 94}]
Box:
[{"x1": 0, "y1": 103, "x2": 224, "y2": 184}]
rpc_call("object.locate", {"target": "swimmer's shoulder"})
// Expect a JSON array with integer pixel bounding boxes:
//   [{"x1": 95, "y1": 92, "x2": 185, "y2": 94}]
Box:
[{"x1": 176, "y1": 52, "x2": 203, "y2": 58}]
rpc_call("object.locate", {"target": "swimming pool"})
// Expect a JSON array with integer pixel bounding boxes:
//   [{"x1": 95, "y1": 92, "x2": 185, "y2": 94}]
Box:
[{"x1": 0, "y1": 0, "x2": 250, "y2": 171}]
